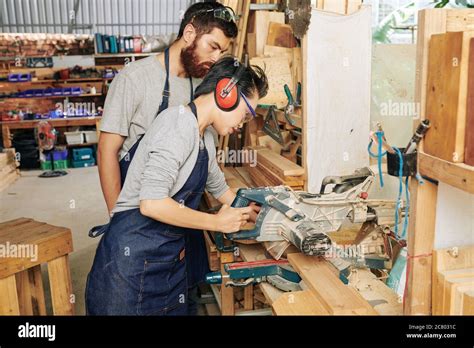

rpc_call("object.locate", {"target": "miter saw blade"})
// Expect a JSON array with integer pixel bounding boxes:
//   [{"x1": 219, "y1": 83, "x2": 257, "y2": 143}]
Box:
[{"x1": 287, "y1": 0, "x2": 312, "y2": 39}]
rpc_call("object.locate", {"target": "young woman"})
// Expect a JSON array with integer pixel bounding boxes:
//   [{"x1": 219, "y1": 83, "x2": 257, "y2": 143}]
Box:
[{"x1": 86, "y1": 57, "x2": 268, "y2": 315}]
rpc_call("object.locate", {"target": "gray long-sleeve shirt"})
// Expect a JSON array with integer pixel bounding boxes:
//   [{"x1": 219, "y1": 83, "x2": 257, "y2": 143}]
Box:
[{"x1": 112, "y1": 105, "x2": 229, "y2": 213}]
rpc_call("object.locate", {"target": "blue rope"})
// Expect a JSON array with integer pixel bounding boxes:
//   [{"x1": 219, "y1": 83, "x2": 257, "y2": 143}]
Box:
[{"x1": 368, "y1": 131, "x2": 387, "y2": 187}]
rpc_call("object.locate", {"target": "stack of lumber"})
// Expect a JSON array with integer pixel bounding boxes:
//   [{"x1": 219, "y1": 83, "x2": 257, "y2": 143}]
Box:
[
  {"x1": 247, "y1": 146, "x2": 305, "y2": 189},
  {"x1": 0, "y1": 148, "x2": 20, "y2": 192},
  {"x1": 432, "y1": 245, "x2": 474, "y2": 315}
]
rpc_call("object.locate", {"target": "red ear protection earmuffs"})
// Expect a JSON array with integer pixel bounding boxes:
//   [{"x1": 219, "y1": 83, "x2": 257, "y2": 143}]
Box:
[{"x1": 214, "y1": 63, "x2": 246, "y2": 112}]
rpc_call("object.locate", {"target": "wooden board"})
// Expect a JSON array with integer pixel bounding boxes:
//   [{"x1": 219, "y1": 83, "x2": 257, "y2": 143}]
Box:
[
  {"x1": 348, "y1": 269, "x2": 402, "y2": 315},
  {"x1": 424, "y1": 32, "x2": 474, "y2": 163},
  {"x1": 443, "y1": 276, "x2": 474, "y2": 315},
  {"x1": 266, "y1": 22, "x2": 297, "y2": 49},
  {"x1": 303, "y1": 7, "x2": 371, "y2": 193},
  {"x1": 253, "y1": 147, "x2": 305, "y2": 177},
  {"x1": 288, "y1": 253, "x2": 378, "y2": 315},
  {"x1": 462, "y1": 290, "x2": 474, "y2": 314},
  {"x1": 432, "y1": 245, "x2": 474, "y2": 315},
  {"x1": 433, "y1": 268, "x2": 474, "y2": 315},
  {"x1": 453, "y1": 284, "x2": 474, "y2": 314},
  {"x1": 249, "y1": 11, "x2": 285, "y2": 57},
  {"x1": 465, "y1": 38, "x2": 474, "y2": 166},
  {"x1": 272, "y1": 290, "x2": 330, "y2": 315},
  {"x1": 250, "y1": 56, "x2": 293, "y2": 108}
]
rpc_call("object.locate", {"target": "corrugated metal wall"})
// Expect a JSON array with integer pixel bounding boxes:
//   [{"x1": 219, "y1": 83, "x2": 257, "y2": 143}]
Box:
[{"x1": 0, "y1": 0, "x2": 197, "y2": 35}]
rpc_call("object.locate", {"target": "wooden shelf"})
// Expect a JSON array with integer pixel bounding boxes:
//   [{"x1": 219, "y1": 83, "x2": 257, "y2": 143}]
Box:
[
  {"x1": 1, "y1": 78, "x2": 105, "y2": 84},
  {"x1": 3, "y1": 93, "x2": 103, "y2": 99},
  {"x1": 94, "y1": 52, "x2": 158, "y2": 58},
  {"x1": 419, "y1": 151, "x2": 474, "y2": 194}
]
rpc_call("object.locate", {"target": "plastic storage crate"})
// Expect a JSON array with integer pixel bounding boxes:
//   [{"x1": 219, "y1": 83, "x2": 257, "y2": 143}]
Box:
[
  {"x1": 83, "y1": 131, "x2": 98, "y2": 143},
  {"x1": 71, "y1": 158, "x2": 95, "y2": 168},
  {"x1": 72, "y1": 148, "x2": 94, "y2": 161},
  {"x1": 64, "y1": 132, "x2": 84, "y2": 145}
]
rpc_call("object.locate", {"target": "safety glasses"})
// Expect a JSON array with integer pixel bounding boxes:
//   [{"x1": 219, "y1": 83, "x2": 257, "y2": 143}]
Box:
[
  {"x1": 240, "y1": 92, "x2": 256, "y2": 124},
  {"x1": 194, "y1": 6, "x2": 237, "y2": 23}
]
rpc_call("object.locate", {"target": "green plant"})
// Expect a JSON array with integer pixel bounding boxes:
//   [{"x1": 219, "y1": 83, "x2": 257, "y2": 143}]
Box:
[{"x1": 373, "y1": 0, "x2": 473, "y2": 43}]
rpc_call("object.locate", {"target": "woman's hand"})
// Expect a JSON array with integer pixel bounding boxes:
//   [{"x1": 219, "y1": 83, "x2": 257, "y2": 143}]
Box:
[
  {"x1": 215, "y1": 204, "x2": 254, "y2": 233},
  {"x1": 248, "y1": 202, "x2": 261, "y2": 223}
]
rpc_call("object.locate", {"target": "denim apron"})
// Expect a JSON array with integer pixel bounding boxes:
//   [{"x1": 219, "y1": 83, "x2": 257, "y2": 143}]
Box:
[
  {"x1": 118, "y1": 46, "x2": 193, "y2": 187},
  {"x1": 86, "y1": 102, "x2": 209, "y2": 315}
]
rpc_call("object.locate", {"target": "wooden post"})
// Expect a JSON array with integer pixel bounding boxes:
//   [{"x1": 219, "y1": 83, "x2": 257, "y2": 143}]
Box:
[
  {"x1": 219, "y1": 252, "x2": 235, "y2": 315},
  {"x1": 0, "y1": 275, "x2": 20, "y2": 315},
  {"x1": 244, "y1": 285, "x2": 254, "y2": 310},
  {"x1": 48, "y1": 255, "x2": 75, "y2": 315}
]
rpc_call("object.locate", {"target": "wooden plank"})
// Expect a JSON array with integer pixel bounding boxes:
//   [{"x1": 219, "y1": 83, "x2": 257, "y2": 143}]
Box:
[
  {"x1": 405, "y1": 179, "x2": 437, "y2": 314},
  {"x1": 348, "y1": 269, "x2": 402, "y2": 315},
  {"x1": 443, "y1": 276, "x2": 474, "y2": 314},
  {"x1": 28, "y1": 265, "x2": 46, "y2": 315},
  {"x1": 272, "y1": 290, "x2": 330, "y2": 315},
  {"x1": 204, "y1": 231, "x2": 219, "y2": 272},
  {"x1": 266, "y1": 22, "x2": 297, "y2": 49},
  {"x1": 0, "y1": 275, "x2": 20, "y2": 315},
  {"x1": 244, "y1": 285, "x2": 254, "y2": 310},
  {"x1": 254, "y1": 147, "x2": 304, "y2": 177},
  {"x1": 465, "y1": 38, "x2": 474, "y2": 166},
  {"x1": 424, "y1": 32, "x2": 474, "y2": 163},
  {"x1": 433, "y1": 245, "x2": 474, "y2": 273},
  {"x1": 462, "y1": 290, "x2": 474, "y2": 314},
  {"x1": 234, "y1": 167, "x2": 255, "y2": 188},
  {"x1": 433, "y1": 268, "x2": 474, "y2": 315},
  {"x1": 15, "y1": 270, "x2": 33, "y2": 315},
  {"x1": 419, "y1": 152, "x2": 474, "y2": 194},
  {"x1": 47, "y1": 255, "x2": 74, "y2": 315},
  {"x1": 250, "y1": 56, "x2": 293, "y2": 108},
  {"x1": 446, "y1": 9, "x2": 474, "y2": 32},
  {"x1": 247, "y1": 33, "x2": 257, "y2": 58},
  {"x1": 432, "y1": 245, "x2": 474, "y2": 314},
  {"x1": 233, "y1": 0, "x2": 250, "y2": 60},
  {"x1": 453, "y1": 284, "x2": 474, "y2": 314},
  {"x1": 249, "y1": 11, "x2": 285, "y2": 57},
  {"x1": 219, "y1": 252, "x2": 235, "y2": 315},
  {"x1": 288, "y1": 253, "x2": 378, "y2": 315}
]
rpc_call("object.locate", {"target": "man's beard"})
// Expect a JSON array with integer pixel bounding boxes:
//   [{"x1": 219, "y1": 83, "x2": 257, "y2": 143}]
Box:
[{"x1": 181, "y1": 40, "x2": 213, "y2": 78}]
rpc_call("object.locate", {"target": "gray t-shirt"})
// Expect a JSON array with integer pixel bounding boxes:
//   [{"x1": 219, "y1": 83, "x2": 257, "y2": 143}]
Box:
[
  {"x1": 113, "y1": 105, "x2": 229, "y2": 213},
  {"x1": 100, "y1": 55, "x2": 200, "y2": 159}
]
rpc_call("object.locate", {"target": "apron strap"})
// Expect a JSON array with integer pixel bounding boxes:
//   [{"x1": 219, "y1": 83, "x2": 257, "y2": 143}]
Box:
[
  {"x1": 156, "y1": 47, "x2": 194, "y2": 117},
  {"x1": 188, "y1": 101, "x2": 198, "y2": 118}
]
